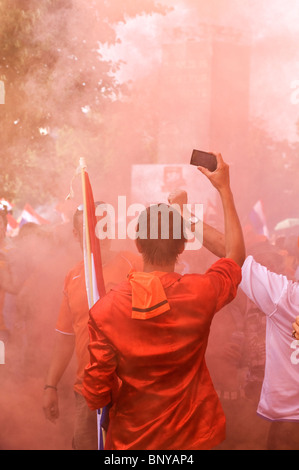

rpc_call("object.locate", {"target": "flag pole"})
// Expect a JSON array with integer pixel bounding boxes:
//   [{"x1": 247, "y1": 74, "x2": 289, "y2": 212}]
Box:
[
  {"x1": 80, "y1": 157, "x2": 94, "y2": 306},
  {"x1": 79, "y1": 157, "x2": 106, "y2": 450}
]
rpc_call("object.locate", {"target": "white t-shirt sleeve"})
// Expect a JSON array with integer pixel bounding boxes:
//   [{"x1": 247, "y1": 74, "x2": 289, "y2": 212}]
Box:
[{"x1": 240, "y1": 255, "x2": 289, "y2": 316}]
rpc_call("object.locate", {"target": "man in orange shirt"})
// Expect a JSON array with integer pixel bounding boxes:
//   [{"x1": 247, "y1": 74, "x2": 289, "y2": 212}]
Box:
[
  {"x1": 42, "y1": 203, "x2": 141, "y2": 450},
  {"x1": 83, "y1": 153, "x2": 245, "y2": 450}
]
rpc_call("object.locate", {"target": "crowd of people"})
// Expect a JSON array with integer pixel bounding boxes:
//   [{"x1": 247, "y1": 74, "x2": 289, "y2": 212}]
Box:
[{"x1": 0, "y1": 152, "x2": 299, "y2": 450}]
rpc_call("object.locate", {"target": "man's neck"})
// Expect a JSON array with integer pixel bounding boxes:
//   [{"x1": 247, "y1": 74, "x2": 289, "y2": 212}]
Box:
[{"x1": 142, "y1": 262, "x2": 175, "y2": 273}]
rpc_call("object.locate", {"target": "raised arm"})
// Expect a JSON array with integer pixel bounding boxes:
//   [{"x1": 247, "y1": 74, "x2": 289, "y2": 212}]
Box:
[
  {"x1": 42, "y1": 331, "x2": 75, "y2": 423},
  {"x1": 168, "y1": 153, "x2": 245, "y2": 267},
  {"x1": 197, "y1": 153, "x2": 245, "y2": 266}
]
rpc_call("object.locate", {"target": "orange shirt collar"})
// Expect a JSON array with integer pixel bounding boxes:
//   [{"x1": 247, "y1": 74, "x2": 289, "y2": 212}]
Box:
[{"x1": 128, "y1": 270, "x2": 170, "y2": 320}]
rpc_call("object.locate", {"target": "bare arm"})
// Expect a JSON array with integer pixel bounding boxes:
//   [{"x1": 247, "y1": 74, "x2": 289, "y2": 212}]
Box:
[
  {"x1": 202, "y1": 221, "x2": 225, "y2": 258},
  {"x1": 198, "y1": 153, "x2": 245, "y2": 267},
  {"x1": 168, "y1": 191, "x2": 225, "y2": 258},
  {"x1": 42, "y1": 331, "x2": 75, "y2": 423},
  {"x1": 168, "y1": 153, "x2": 245, "y2": 266}
]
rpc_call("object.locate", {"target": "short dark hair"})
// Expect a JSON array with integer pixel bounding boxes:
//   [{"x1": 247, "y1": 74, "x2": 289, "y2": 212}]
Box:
[{"x1": 135, "y1": 204, "x2": 187, "y2": 266}]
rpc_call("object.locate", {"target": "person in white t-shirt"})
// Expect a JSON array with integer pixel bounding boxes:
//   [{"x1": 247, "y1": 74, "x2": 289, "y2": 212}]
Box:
[
  {"x1": 241, "y1": 255, "x2": 299, "y2": 450},
  {"x1": 170, "y1": 180, "x2": 299, "y2": 449},
  {"x1": 184, "y1": 200, "x2": 299, "y2": 448}
]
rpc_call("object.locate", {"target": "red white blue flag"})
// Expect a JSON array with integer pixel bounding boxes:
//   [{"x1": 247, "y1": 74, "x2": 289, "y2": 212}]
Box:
[
  {"x1": 80, "y1": 158, "x2": 106, "y2": 450},
  {"x1": 18, "y1": 203, "x2": 50, "y2": 227},
  {"x1": 80, "y1": 160, "x2": 106, "y2": 306}
]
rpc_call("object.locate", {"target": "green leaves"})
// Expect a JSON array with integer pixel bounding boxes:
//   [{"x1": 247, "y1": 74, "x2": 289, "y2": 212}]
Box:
[{"x1": 0, "y1": 0, "x2": 166, "y2": 207}]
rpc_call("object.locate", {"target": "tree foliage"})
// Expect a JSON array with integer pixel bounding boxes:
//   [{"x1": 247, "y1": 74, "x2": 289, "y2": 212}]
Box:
[{"x1": 0, "y1": 0, "x2": 167, "y2": 207}]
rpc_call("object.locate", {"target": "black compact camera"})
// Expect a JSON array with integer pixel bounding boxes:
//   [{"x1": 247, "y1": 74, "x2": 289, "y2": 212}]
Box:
[{"x1": 190, "y1": 150, "x2": 217, "y2": 172}]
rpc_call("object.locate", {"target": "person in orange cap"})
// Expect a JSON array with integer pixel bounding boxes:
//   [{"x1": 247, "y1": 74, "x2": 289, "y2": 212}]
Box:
[{"x1": 83, "y1": 153, "x2": 245, "y2": 450}]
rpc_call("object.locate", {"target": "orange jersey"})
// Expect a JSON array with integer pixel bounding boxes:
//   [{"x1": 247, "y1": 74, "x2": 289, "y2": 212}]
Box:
[
  {"x1": 83, "y1": 258, "x2": 242, "y2": 450},
  {"x1": 56, "y1": 251, "x2": 142, "y2": 394}
]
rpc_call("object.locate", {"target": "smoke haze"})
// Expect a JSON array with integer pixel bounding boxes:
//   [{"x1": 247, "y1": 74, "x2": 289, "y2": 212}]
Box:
[{"x1": 0, "y1": 0, "x2": 299, "y2": 450}]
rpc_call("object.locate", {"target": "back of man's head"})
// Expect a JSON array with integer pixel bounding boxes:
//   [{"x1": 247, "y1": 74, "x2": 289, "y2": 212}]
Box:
[{"x1": 135, "y1": 204, "x2": 186, "y2": 266}]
